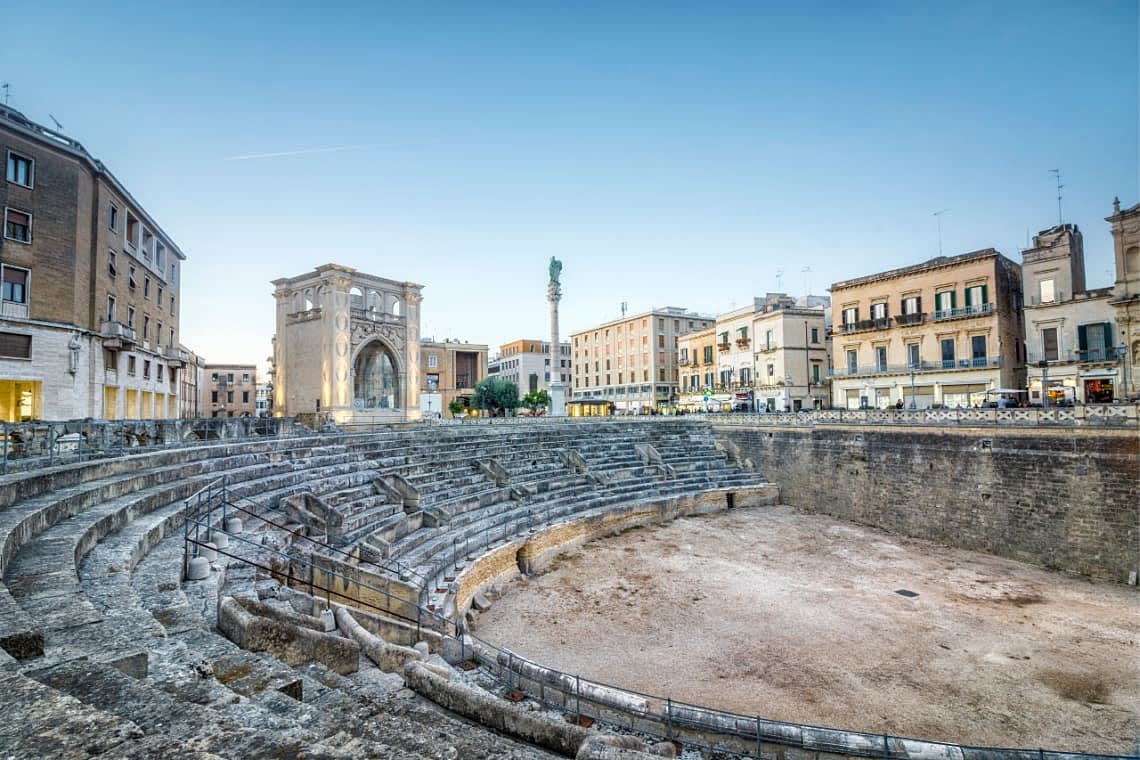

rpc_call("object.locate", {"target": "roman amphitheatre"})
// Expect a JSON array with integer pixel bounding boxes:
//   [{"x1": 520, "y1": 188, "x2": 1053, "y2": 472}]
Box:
[{"x1": 0, "y1": 413, "x2": 1136, "y2": 759}]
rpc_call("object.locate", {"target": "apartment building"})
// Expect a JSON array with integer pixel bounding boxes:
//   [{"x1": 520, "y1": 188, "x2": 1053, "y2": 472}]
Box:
[
  {"x1": 419, "y1": 338, "x2": 488, "y2": 416},
  {"x1": 1108, "y1": 197, "x2": 1140, "y2": 401},
  {"x1": 201, "y1": 364, "x2": 257, "y2": 417},
  {"x1": 0, "y1": 104, "x2": 186, "y2": 421},
  {"x1": 177, "y1": 344, "x2": 205, "y2": 418},
  {"x1": 829, "y1": 249, "x2": 1025, "y2": 409},
  {"x1": 1022, "y1": 224, "x2": 1122, "y2": 404},
  {"x1": 570, "y1": 307, "x2": 713, "y2": 413},
  {"x1": 677, "y1": 294, "x2": 830, "y2": 411},
  {"x1": 496, "y1": 338, "x2": 571, "y2": 398}
]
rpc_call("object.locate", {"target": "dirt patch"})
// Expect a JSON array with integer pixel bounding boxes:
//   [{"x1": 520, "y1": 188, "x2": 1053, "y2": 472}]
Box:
[{"x1": 473, "y1": 507, "x2": 1140, "y2": 754}]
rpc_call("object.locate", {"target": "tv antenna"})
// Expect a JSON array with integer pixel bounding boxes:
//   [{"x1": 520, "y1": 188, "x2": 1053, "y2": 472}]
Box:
[
  {"x1": 775, "y1": 269, "x2": 784, "y2": 291},
  {"x1": 801, "y1": 266, "x2": 812, "y2": 297},
  {"x1": 1049, "y1": 169, "x2": 1063, "y2": 225},
  {"x1": 48, "y1": 114, "x2": 63, "y2": 131},
  {"x1": 1, "y1": 83, "x2": 9, "y2": 105},
  {"x1": 620, "y1": 301, "x2": 627, "y2": 317},
  {"x1": 933, "y1": 209, "x2": 950, "y2": 256}
]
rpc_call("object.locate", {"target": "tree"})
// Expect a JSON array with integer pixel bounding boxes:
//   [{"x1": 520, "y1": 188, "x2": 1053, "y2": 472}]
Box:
[
  {"x1": 520, "y1": 389, "x2": 550, "y2": 416},
  {"x1": 472, "y1": 377, "x2": 520, "y2": 417},
  {"x1": 447, "y1": 398, "x2": 467, "y2": 418}
]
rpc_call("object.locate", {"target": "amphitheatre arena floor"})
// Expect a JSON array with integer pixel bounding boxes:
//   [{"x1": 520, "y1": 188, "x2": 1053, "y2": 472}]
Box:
[{"x1": 472, "y1": 506, "x2": 1140, "y2": 754}]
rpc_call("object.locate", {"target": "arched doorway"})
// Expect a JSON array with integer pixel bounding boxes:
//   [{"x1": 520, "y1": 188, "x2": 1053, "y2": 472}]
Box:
[{"x1": 353, "y1": 341, "x2": 401, "y2": 409}]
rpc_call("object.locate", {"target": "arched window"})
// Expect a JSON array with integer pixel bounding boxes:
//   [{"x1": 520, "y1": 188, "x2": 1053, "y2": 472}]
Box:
[
  {"x1": 367, "y1": 289, "x2": 382, "y2": 318},
  {"x1": 292, "y1": 292, "x2": 300, "y2": 312},
  {"x1": 350, "y1": 286, "x2": 365, "y2": 312},
  {"x1": 303, "y1": 289, "x2": 314, "y2": 310},
  {"x1": 353, "y1": 341, "x2": 400, "y2": 409},
  {"x1": 1125, "y1": 246, "x2": 1140, "y2": 277},
  {"x1": 390, "y1": 296, "x2": 402, "y2": 317}
]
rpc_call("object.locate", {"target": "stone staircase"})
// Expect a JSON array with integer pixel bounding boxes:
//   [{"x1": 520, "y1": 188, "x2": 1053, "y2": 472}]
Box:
[{"x1": 0, "y1": 419, "x2": 766, "y2": 758}]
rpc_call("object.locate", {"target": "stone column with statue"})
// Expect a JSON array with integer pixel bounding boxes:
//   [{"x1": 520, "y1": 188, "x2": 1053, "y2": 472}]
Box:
[{"x1": 547, "y1": 257, "x2": 567, "y2": 416}]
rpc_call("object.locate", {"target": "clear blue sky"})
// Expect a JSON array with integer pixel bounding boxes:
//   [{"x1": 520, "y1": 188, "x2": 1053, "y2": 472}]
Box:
[{"x1": 5, "y1": 1, "x2": 1137, "y2": 369}]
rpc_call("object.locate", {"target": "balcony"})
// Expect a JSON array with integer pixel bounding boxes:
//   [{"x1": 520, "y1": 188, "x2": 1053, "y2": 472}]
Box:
[
  {"x1": 678, "y1": 358, "x2": 691, "y2": 367},
  {"x1": 735, "y1": 337, "x2": 751, "y2": 349},
  {"x1": 163, "y1": 345, "x2": 186, "y2": 367},
  {"x1": 933, "y1": 303, "x2": 992, "y2": 321},
  {"x1": 717, "y1": 343, "x2": 731, "y2": 352},
  {"x1": 1, "y1": 300, "x2": 28, "y2": 319},
  {"x1": 839, "y1": 317, "x2": 891, "y2": 334},
  {"x1": 1076, "y1": 347, "x2": 1119, "y2": 363},
  {"x1": 100, "y1": 320, "x2": 137, "y2": 349},
  {"x1": 829, "y1": 357, "x2": 1003, "y2": 378},
  {"x1": 894, "y1": 312, "x2": 925, "y2": 327}
]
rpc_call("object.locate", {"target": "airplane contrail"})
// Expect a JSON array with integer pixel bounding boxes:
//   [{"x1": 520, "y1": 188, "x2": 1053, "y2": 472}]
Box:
[{"x1": 223, "y1": 143, "x2": 375, "y2": 161}]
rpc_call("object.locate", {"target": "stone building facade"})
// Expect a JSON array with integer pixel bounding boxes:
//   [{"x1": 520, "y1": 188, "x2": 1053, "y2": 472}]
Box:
[
  {"x1": 201, "y1": 364, "x2": 258, "y2": 418},
  {"x1": 0, "y1": 104, "x2": 186, "y2": 421},
  {"x1": 829, "y1": 249, "x2": 1025, "y2": 409},
  {"x1": 272, "y1": 263, "x2": 423, "y2": 423},
  {"x1": 677, "y1": 295, "x2": 831, "y2": 412},
  {"x1": 570, "y1": 307, "x2": 713, "y2": 413},
  {"x1": 1022, "y1": 224, "x2": 1122, "y2": 404},
  {"x1": 419, "y1": 339, "x2": 488, "y2": 416},
  {"x1": 495, "y1": 338, "x2": 571, "y2": 399},
  {"x1": 1108, "y1": 197, "x2": 1140, "y2": 401}
]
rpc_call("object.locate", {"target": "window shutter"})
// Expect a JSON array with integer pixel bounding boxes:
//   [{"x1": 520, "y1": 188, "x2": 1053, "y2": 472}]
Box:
[
  {"x1": 951, "y1": 291, "x2": 958, "y2": 309},
  {"x1": 1077, "y1": 325, "x2": 1088, "y2": 351},
  {"x1": 0, "y1": 332, "x2": 31, "y2": 358},
  {"x1": 1104, "y1": 323, "x2": 1113, "y2": 349},
  {"x1": 981, "y1": 285, "x2": 989, "y2": 306},
  {"x1": 964, "y1": 288, "x2": 972, "y2": 307}
]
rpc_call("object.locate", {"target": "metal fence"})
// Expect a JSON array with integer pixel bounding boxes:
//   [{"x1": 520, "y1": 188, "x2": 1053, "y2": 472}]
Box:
[
  {"x1": 0, "y1": 416, "x2": 307, "y2": 475},
  {"x1": 182, "y1": 472, "x2": 1136, "y2": 760}
]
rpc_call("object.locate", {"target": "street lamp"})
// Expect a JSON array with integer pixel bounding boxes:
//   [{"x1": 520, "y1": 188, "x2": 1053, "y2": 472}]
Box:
[
  {"x1": 1039, "y1": 360, "x2": 1050, "y2": 408},
  {"x1": 784, "y1": 374, "x2": 793, "y2": 411},
  {"x1": 909, "y1": 367, "x2": 917, "y2": 409},
  {"x1": 1118, "y1": 343, "x2": 1130, "y2": 401}
]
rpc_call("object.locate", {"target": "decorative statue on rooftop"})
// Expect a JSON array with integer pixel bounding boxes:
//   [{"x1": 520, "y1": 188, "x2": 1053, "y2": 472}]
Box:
[{"x1": 549, "y1": 256, "x2": 562, "y2": 286}]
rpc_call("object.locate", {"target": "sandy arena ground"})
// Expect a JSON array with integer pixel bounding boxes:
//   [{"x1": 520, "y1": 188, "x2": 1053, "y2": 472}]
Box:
[{"x1": 473, "y1": 507, "x2": 1140, "y2": 754}]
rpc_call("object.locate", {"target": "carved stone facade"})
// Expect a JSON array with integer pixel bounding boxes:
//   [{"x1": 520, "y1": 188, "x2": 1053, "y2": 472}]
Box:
[
  {"x1": 272, "y1": 263, "x2": 423, "y2": 422},
  {"x1": 1108, "y1": 198, "x2": 1140, "y2": 400}
]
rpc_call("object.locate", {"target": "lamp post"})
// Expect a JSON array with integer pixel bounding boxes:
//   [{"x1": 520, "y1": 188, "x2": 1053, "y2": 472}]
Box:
[
  {"x1": 1039, "y1": 360, "x2": 1049, "y2": 408},
  {"x1": 784, "y1": 374, "x2": 793, "y2": 412},
  {"x1": 1119, "y1": 343, "x2": 1130, "y2": 401},
  {"x1": 909, "y1": 367, "x2": 917, "y2": 410}
]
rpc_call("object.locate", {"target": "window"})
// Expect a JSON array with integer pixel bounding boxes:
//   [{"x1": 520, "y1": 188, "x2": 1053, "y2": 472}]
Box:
[
  {"x1": 155, "y1": 242, "x2": 166, "y2": 273},
  {"x1": 765, "y1": 329, "x2": 774, "y2": 349},
  {"x1": 127, "y1": 355, "x2": 137, "y2": 376},
  {"x1": 1039, "y1": 279, "x2": 1055, "y2": 304},
  {"x1": 810, "y1": 327, "x2": 819, "y2": 343},
  {"x1": 109, "y1": 204, "x2": 119, "y2": 231},
  {"x1": 4, "y1": 208, "x2": 31, "y2": 243},
  {"x1": 965, "y1": 284, "x2": 988, "y2": 310},
  {"x1": 971, "y1": 335, "x2": 987, "y2": 365},
  {"x1": 227, "y1": 373, "x2": 234, "y2": 383},
  {"x1": 2, "y1": 266, "x2": 29, "y2": 304},
  {"x1": 657, "y1": 334, "x2": 665, "y2": 348},
  {"x1": 811, "y1": 363, "x2": 821, "y2": 383},
  {"x1": 211, "y1": 390, "x2": 219, "y2": 403},
  {"x1": 1042, "y1": 328, "x2": 1059, "y2": 361},
  {"x1": 902, "y1": 296, "x2": 921, "y2": 315},
  {"x1": 227, "y1": 391, "x2": 234, "y2": 403},
  {"x1": 846, "y1": 350, "x2": 857, "y2": 374},
  {"x1": 935, "y1": 291, "x2": 955, "y2": 313},
  {"x1": 144, "y1": 277, "x2": 151, "y2": 299},
  {"x1": 242, "y1": 372, "x2": 250, "y2": 383},
  {"x1": 142, "y1": 316, "x2": 150, "y2": 342},
  {"x1": 128, "y1": 265, "x2": 137, "y2": 290},
  {"x1": 871, "y1": 302, "x2": 888, "y2": 320},
  {"x1": 875, "y1": 346, "x2": 887, "y2": 371},
  {"x1": 211, "y1": 373, "x2": 219, "y2": 382},
  {"x1": 127, "y1": 306, "x2": 135, "y2": 329},
  {"x1": 108, "y1": 250, "x2": 117, "y2": 278},
  {"x1": 157, "y1": 365, "x2": 164, "y2": 382},
  {"x1": 940, "y1": 338, "x2": 955, "y2": 367},
  {"x1": 0, "y1": 332, "x2": 31, "y2": 359},
  {"x1": 907, "y1": 343, "x2": 920, "y2": 368},
  {"x1": 156, "y1": 322, "x2": 163, "y2": 347},
  {"x1": 157, "y1": 287, "x2": 163, "y2": 306},
  {"x1": 740, "y1": 367, "x2": 752, "y2": 385},
  {"x1": 169, "y1": 296, "x2": 175, "y2": 316},
  {"x1": 125, "y1": 212, "x2": 139, "y2": 250},
  {"x1": 143, "y1": 360, "x2": 151, "y2": 380},
  {"x1": 106, "y1": 295, "x2": 116, "y2": 322},
  {"x1": 702, "y1": 345, "x2": 713, "y2": 364},
  {"x1": 767, "y1": 363, "x2": 775, "y2": 377},
  {"x1": 1078, "y1": 322, "x2": 1112, "y2": 361},
  {"x1": 6, "y1": 151, "x2": 33, "y2": 187},
  {"x1": 842, "y1": 307, "x2": 857, "y2": 326},
  {"x1": 242, "y1": 391, "x2": 250, "y2": 403},
  {"x1": 168, "y1": 328, "x2": 174, "y2": 346}
]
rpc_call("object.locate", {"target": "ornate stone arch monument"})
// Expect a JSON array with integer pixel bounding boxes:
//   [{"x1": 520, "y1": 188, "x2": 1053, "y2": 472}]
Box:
[{"x1": 272, "y1": 263, "x2": 423, "y2": 422}]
